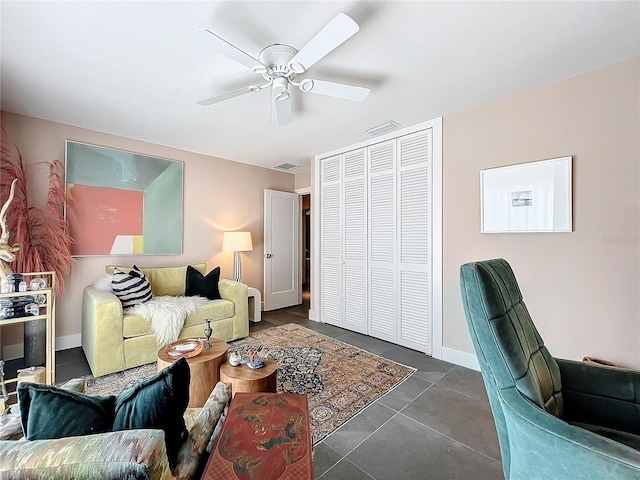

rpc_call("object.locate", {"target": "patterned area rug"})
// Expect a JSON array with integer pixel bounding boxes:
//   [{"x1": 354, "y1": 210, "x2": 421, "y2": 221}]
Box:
[{"x1": 85, "y1": 323, "x2": 415, "y2": 444}]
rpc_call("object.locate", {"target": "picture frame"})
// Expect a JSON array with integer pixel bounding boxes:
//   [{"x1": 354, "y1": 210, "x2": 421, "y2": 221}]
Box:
[
  {"x1": 65, "y1": 141, "x2": 184, "y2": 256},
  {"x1": 480, "y1": 156, "x2": 572, "y2": 233}
]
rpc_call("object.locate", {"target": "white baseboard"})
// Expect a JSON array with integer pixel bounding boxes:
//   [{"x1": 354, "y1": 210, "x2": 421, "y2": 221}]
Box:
[
  {"x1": 308, "y1": 309, "x2": 318, "y2": 321},
  {"x1": 441, "y1": 346, "x2": 480, "y2": 371},
  {"x1": 2, "y1": 334, "x2": 82, "y2": 360},
  {"x1": 56, "y1": 334, "x2": 82, "y2": 351},
  {"x1": 3, "y1": 343, "x2": 23, "y2": 361}
]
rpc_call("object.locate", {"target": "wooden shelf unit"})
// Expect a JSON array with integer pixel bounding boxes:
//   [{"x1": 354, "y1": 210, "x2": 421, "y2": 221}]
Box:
[{"x1": 0, "y1": 271, "x2": 56, "y2": 392}]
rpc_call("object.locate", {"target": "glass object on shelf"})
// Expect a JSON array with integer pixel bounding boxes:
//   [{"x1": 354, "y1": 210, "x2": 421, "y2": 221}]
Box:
[
  {"x1": 25, "y1": 303, "x2": 39, "y2": 316},
  {"x1": 0, "y1": 281, "x2": 12, "y2": 293},
  {"x1": 7, "y1": 273, "x2": 23, "y2": 292},
  {"x1": 18, "y1": 281, "x2": 28, "y2": 292},
  {"x1": 0, "y1": 296, "x2": 37, "y2": 319},
  {"x1": 34, "y1": 294, "x2": 46, "y2": 305},
  {"x1": 29, "y1": 278, "x2": 47, "y2": 290}
]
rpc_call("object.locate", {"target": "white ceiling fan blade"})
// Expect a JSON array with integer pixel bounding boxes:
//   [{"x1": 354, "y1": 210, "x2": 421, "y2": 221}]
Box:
[
  {"x1": 305, "y1": 79, "x2": 370, "y2": 101},
  {"x1": 190, "y1": 28, "x2": 264, "y2": 71},
  {"x1": 274, "y1": 95, "x2": 293, "y2": 126},
  {"x1": 198, "y1": 86, "x2": 254, "y2": 106},
  {"x1": 288, "y1": 13, "x2": 359, "y2": 73}
]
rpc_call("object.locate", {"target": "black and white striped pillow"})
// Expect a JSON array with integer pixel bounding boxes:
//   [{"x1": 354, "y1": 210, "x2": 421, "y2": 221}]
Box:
[{"x1": 111, "y1": 265, "x2": 153, "y2": 309}]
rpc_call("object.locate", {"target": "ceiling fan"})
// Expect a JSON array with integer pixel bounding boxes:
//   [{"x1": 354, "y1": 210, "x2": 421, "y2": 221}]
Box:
[{"x1": 191, "y1": 13, "x2": 370, "y2": 126}]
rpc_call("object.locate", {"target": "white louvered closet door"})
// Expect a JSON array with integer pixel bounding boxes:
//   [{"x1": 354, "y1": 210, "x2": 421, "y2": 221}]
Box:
[
  {"x1": 368, "y1": 139, "x2": 397, "y2": 343},
  {"x1": 320, "y1": 154, "x2": 343, "y2": 327},
  {"x1": 398, "y1": 130, "x2": 432, "y2": 353},
  {"x1": 343, "y1": 149, "x2": 367, "y2": 334}
]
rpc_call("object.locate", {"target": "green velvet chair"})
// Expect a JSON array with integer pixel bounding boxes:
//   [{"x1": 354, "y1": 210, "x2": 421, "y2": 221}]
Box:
[{"x1": 460, "y1": 258, "x2": 640, "y2": 480}]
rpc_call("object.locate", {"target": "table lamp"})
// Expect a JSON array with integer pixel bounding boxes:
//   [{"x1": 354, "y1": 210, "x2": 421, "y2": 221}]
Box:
[{"x1": 221, "y1": 231, "x2": 253, "y2": 283}]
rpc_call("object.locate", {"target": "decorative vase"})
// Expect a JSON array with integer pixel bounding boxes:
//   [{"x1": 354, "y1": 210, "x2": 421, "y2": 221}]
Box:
[
  {"x1": 203, "y1": 319, "x2": 212, "y2": 348},
  {"x1": 24, "y1": 319, "x2": 46, "y2": 367}
]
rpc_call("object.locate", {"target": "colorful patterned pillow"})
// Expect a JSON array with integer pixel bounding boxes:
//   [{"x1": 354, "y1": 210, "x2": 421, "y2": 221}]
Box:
[{"x1": 111, "y1": 265, "x2": 153, "y2": 308}]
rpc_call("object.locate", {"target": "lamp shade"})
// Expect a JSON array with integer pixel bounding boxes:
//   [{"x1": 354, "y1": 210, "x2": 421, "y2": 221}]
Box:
[{"x1": 221, "y1": 231, "x2": 253, "y2": 252}]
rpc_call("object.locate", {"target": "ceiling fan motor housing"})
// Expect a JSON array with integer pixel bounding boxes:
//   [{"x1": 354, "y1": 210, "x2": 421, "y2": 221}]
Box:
[{"x1": 258, "y1": 44, "x2": 298, "y2": 80}]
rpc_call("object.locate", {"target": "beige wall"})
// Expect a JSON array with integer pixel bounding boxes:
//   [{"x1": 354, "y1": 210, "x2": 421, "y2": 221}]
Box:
[
  {"x1": 295, "y1": 171, "x2": 311, "y2": 190},
  {"x1": 443, "y1": 59, "x2": 639, "y2": 368},
  {"x1": 1, "y1": 112, "x2": 294, "y2": 346}
]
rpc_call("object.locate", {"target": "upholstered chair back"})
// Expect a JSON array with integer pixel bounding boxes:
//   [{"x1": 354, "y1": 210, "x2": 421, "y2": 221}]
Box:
[{"x1": 460, "y1": 258, "x2": 564, "y2": 474}]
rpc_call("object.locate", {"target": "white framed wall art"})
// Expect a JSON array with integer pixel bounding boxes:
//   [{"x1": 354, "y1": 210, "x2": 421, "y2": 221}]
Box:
[{"x1": 481, "y1": 156, "x2": 572, "y2": 233}]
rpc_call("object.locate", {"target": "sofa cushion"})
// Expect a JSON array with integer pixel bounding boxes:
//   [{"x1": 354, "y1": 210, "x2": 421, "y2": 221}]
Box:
[
  {"x1": 17, "y1": 383, "x2": 116, "y2": 440},
  {"x1": 185, "y1": 265, "x2": 221, "y2": 300},
  {"x1": 106, "y1": 264, "x2": 207, "y2": 297},
  {"x1": 122, "y1": 299, "x2": 234, "y2": 338},
  {"x1": 113, "y1": 356, "x2": 190, "y2": 466},
  {"x1": 183, "y1": 300, "x2": 234, "y2": 328},
  {"x1": 111, "y1": 265, "x2": 153, "y2": 308}
]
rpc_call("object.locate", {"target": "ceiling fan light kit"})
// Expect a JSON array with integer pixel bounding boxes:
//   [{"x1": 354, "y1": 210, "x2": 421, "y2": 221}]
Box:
[{"x1": 192, "y1": 12, "x2": 370, "y2": 126}]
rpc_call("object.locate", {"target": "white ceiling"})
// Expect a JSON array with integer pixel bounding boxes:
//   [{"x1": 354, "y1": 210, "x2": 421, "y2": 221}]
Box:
[{"x1": 1, "y1": 1, "x2": 638, "y2": 173}]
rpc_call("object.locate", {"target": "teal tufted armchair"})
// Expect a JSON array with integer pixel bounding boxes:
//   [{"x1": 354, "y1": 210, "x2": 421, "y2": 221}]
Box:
[{"x1": 460, "y1": 258, "x2": 640, "y2": 480}]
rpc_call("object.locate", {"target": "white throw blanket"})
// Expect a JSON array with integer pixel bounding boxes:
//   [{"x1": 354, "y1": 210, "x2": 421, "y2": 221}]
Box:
[{"x1": 127, "y1": 295, "x2": 210, "y2": 346}]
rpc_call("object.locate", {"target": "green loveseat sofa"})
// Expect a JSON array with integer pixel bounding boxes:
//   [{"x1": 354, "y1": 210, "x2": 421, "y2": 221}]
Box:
[
  {"x1": 0, "y1": 380, "x2": 232, "y2": 479},
  {"x1": 82, "y1": 264, "x2": 248, "y2": 377}
]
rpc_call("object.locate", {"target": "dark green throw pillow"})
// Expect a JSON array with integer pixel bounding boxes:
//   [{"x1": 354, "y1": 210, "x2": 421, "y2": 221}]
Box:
[
  {"x1": 113, "y1": 356, "x2": 190, "y2": 466},
  {"x1": 185, "y1": 265, "x2": 221, "y2": 300},
  {"x1": 18, "y1": 383, "x2": 115, "y2": 440}
]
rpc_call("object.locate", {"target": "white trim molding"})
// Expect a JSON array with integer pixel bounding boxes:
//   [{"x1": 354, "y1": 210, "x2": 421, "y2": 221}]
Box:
[
  {"x1": 56, "y1": 333, "x2": 82, "y2": 351},
  {"x1": 441, "y1": 346, "x2": 480, "y2": 371},
  {"x1": 3, "y1": 334, "x2": 82, "y2": 361}
]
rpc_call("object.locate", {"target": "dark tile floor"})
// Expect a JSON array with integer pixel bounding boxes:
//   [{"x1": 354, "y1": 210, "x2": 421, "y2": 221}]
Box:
[{"x1": 56, "y1": 298, "x2": 503, "y2": 480}]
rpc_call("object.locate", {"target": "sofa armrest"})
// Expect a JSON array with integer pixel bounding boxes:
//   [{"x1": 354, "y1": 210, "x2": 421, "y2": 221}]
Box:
[
  {"x1": 82, "y1": 286, "x2": 126, "y2": 377},
  {"x1": 172, "y1": 382, "x2": 232, "y2": 479},
  {"x1": 218, "y1": 279, "x2": 249, "y2": 340},
  {"x1": 499, "y1": 387, "x2": 640, "y2": 480},
  {"x1": 0, "y1": 430, "x2": 171, "y2": 480},
  {"x1": 557, "y1": 358, "x2": 640, "y2": 434},
  {"x1": 218, "y1": 279, "x2": 248, "y2": 303}
]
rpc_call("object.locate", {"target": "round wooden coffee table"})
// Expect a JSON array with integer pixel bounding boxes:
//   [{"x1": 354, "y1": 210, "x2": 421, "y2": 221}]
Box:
[
  {"x1": 219, "y1": 357, "x2": 277, "y2": 397},
  {"x1": 157, "y1": 338, "x2": 227, "y2": 408}
]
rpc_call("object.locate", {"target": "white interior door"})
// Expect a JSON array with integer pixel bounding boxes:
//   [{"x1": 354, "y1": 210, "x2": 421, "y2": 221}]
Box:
[{"x1": 264, "y1": 189, "x2": 300, "y2": 311}]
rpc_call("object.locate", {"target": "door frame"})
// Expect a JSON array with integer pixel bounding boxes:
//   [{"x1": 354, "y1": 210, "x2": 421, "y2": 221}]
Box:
[
  {"x1": 295, "y1": 187, "x2": 311, "y2": 317},
  {"x1": 263, "y1": 189, "x2": 300, "y2": 311}
]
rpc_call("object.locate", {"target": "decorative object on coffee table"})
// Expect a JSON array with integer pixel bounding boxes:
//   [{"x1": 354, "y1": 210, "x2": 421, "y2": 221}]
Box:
[
  {"x1": 202, "y1": 392, "x2": 313, "y2": 480},
  {"x1": 241, "y1": 347, "x2": 265, "y2": 369},
  {"x1": 220, "y1": 357, "x2": 277, "y2": 397},
  {"x1": 228, "y1": 351, "x2": 242, "y2": 366},
  {"x1": 157, "y1": 337, "x2": 227, "y2": 407},
  {"x1": 203, "y1": 318, "x2": 213, "y2": 348},
  {"x1": 164, "y1": 338, "x2": 204, "y2": 359}
]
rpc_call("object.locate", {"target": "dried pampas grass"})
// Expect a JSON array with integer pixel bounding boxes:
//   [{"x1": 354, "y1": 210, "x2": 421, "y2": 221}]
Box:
[{"x1": 0, "y1": 124, "x2": 73, "y2": 296}]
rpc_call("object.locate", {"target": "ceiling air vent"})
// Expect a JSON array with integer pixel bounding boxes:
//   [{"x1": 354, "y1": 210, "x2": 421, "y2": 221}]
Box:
[
  {"x1": 274, "y1": 163, "x2": 300, "y2": 171},
  {"x1": 366, "y1": 120, "x2": 400, "y2": 137}
]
